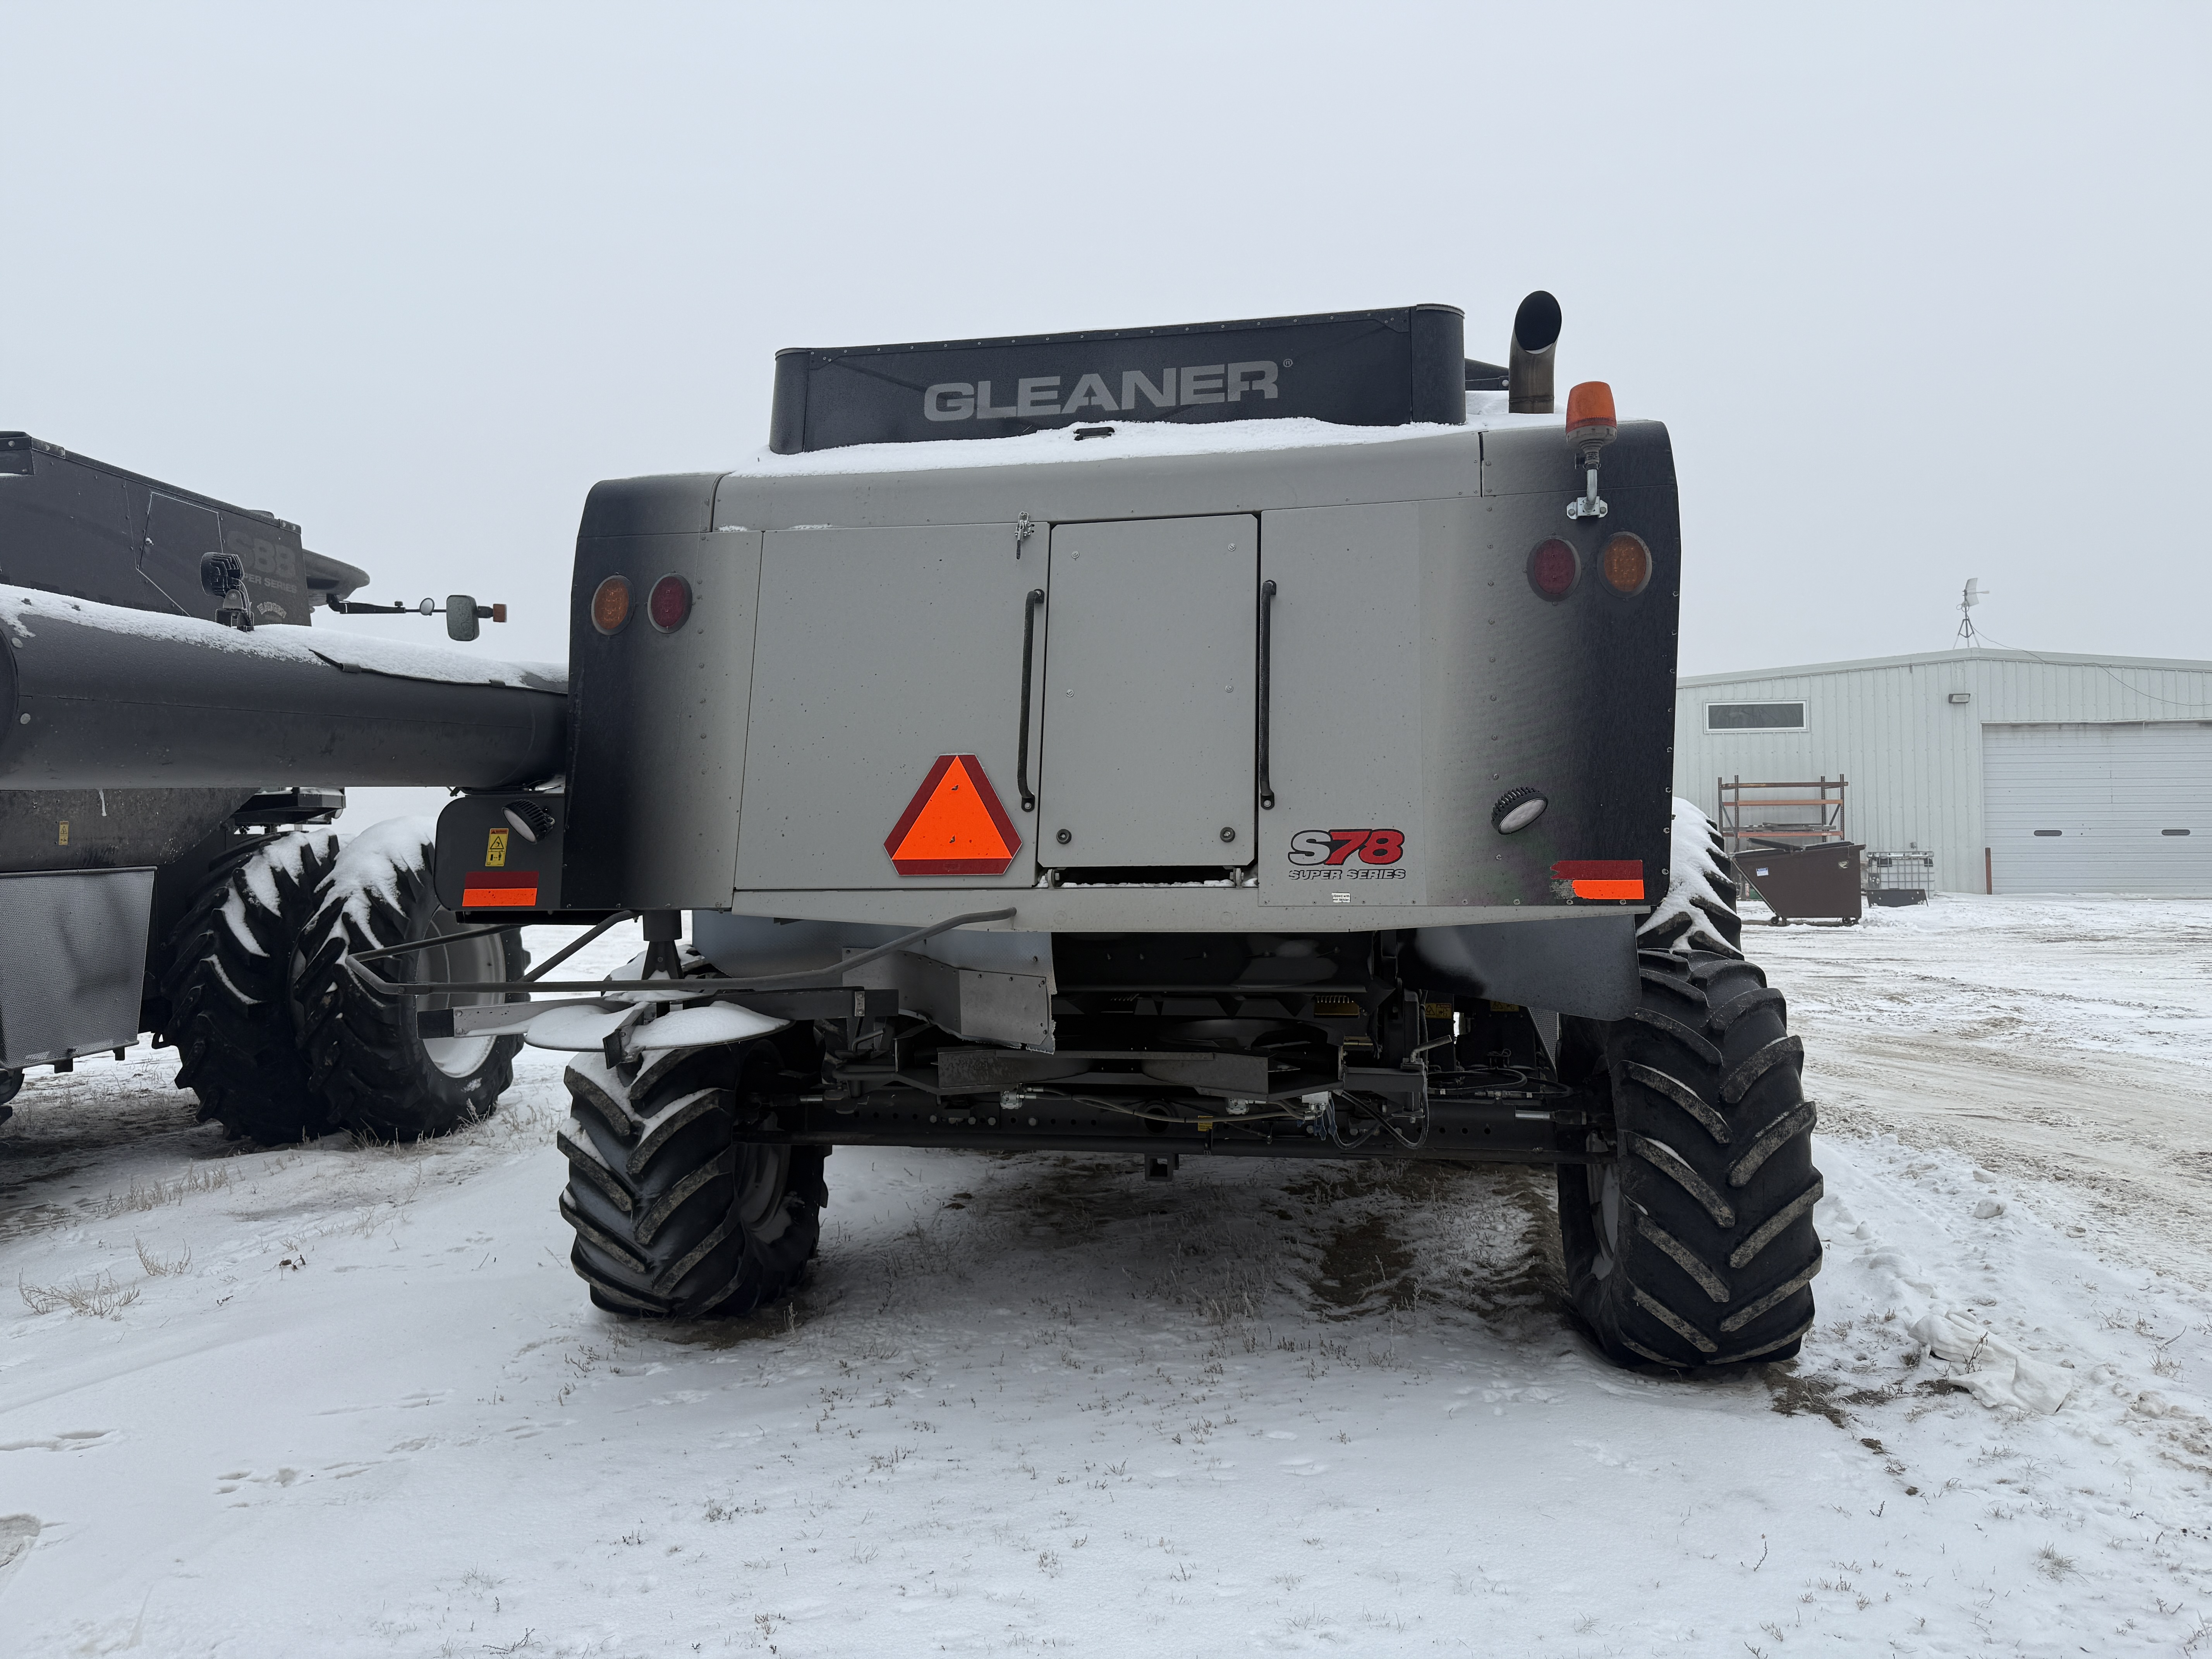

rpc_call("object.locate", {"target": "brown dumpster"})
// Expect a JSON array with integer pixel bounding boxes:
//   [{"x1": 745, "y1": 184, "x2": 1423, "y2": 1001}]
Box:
[{"x1": 1739, "y1": 840, "x2": 1863, "y2": 925}]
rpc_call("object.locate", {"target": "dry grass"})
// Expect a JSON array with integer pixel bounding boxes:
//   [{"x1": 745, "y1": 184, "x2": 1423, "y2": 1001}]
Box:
[
  {"x1": 134, "y1": 1238, "x2": 192, "y2": 1277},
  {"x1": 103, "y1": 1163, "x2": 232, "y2": 1216},
  {"x1": 18, "y1": 1271, "x2": 141, "y2": 1318}
]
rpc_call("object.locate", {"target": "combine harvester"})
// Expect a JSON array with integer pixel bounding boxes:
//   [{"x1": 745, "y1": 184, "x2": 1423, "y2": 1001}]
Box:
[
  {"x1": 387, "y1": 294, "x2": 1814, "y2": 1372},
  {"x1": 0, "y1": 433, "x2": 563, "y2": 1142}
]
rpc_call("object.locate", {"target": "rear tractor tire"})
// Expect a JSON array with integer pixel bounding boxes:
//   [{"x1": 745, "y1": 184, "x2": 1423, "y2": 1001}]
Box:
[
  {"x1": 1556, "y1": 948, "x2": 1822, "y2": 1369},
  {"x1": 160, "y1": 830, "x2": 343, "y2": 1144},
  {"x1": 558, "y1": 1039, "x2": 824, "y2": 1318},
  {"x1": 295, "y1": 821, "x2": 527, "y2": 1141}
]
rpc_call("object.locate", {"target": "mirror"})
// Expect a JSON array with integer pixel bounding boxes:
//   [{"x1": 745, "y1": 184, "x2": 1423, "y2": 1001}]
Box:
[{"x1": 446, "y1": 595, "x2": 480, "y2": 642}]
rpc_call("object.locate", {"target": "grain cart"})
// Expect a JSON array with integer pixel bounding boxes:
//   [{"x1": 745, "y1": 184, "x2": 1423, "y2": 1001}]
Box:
[
  {"x1": 0, "y1": 433, "x2": 565, "y2": 1143},
  {"x1": 414, "y1": 297, "x2": 1820, "y2": 1370}
]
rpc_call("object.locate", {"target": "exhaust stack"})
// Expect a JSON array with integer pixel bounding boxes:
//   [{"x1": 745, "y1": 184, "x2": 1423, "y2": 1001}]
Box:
[{"x1": 1508, "y1": 291, "x2": 1562, "y2": 414}]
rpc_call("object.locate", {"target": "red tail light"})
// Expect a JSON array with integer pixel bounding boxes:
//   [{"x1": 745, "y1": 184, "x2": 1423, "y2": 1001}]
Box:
[
  {"x1": 1527, "y1": 538, "x2": 1578, "y2": 600},
  {"x1": 648, "y1": 574, "x2": 692, "y2": 632}
]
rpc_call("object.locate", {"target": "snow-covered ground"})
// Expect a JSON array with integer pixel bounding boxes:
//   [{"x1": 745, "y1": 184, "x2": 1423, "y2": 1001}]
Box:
[{"x1": 4, "y1": 898, "x2": 2211, "y2": 1656}]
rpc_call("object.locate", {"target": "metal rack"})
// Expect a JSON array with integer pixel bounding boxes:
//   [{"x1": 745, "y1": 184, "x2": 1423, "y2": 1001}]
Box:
[{"x1": 1716, "y1": 776, "x2": 1849, "y2": 862}]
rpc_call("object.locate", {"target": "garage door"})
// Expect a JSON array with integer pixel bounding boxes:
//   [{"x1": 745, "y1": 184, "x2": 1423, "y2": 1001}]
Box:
[{"x1": 1983, "y1": 723, "x2": 2212, "y2": 893}]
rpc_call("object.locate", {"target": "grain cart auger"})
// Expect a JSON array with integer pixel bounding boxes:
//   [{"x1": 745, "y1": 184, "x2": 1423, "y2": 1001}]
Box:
[
  {"x1": 0, "y1": 433, "x2": 565, "y2": 1144},
  {"x1": 418, "y1": 296, "x2": 1820, "y2": 1370}
]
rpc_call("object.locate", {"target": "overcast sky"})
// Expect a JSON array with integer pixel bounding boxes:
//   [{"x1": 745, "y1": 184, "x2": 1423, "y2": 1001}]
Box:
[{"x1": 5, "y1": 3, "x2": 2206, "y2": 683}]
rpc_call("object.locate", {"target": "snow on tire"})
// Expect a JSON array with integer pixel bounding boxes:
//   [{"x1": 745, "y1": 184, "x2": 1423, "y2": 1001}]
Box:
[
  {"x1": 1557, "y1": 948, "x2": 1822, "y2": 1368},
  {"x1": 558, "y1": 1039, "x2": 824, "y2": 1318},
  {"x1": 294, "y1": 818, "x2": 525, "y2": 1142},
  {"x1": 159, "y1": 829, "x2": 343, "y2": 1144},
  {"x1": 1637, "y1": 796, "x2": 1743, "y2": 958}
]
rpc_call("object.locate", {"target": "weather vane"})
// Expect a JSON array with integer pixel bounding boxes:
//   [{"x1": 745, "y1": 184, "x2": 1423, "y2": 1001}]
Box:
[{"x1": 1955, "y1": 577, "x2": 1987, "y2": 647}]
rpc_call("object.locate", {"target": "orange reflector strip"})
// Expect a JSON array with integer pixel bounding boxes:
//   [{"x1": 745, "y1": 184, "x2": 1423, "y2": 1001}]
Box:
[
  {"x1": 885, "y1": 755, "x2": 1022, "y2": 876},
  {"x1": 1553, "y1": 859, "x2": 1644, "y2": 902},
  {"x1": 462, "y1": 874, "x2": 539, "y2": 908},
  {"x1": 1571, "y1": 879, "x2": 1645, "y2": 900}
]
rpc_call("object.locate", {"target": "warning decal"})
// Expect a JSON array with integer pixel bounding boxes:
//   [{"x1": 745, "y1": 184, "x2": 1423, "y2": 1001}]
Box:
[{"x1": 884, "y1": 754, "x2": 1023, "y2": 876}]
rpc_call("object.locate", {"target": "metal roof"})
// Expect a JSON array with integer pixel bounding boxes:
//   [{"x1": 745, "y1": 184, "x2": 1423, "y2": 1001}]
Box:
[{"x1": 1679, "y1": 647, "x2": 2212, "y2": 688}]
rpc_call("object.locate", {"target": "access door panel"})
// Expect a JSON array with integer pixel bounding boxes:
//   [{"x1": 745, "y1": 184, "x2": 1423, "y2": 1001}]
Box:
[
  {"x1": 1257, "y1": 503, "x2": 1425, "y2": 905},
  {"x1": 139, "y1": 494, "x2": 224, "y2": 619},
  {"x1": 735, "y1": 524, "x2": 1040, "y2": 890},
  {"x1": 1037, "y1": 515, "x2": 1257, "y2": 869}
]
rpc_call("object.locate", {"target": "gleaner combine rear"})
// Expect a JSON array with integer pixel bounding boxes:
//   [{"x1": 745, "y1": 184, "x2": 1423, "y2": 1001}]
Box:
[{"x1": 416, "y1": 294, "x2": 1820, "y2": 1371}]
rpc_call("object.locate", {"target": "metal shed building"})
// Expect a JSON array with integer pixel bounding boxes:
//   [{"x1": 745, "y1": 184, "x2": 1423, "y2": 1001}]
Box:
[{"x1": 1672, "y1": 649, "x2": 2212, "y2": 895}]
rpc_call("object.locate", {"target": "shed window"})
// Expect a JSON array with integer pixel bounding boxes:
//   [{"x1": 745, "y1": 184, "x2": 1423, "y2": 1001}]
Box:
[{"x1": 1706, "y1": 701, "x2": 1806, "y2": 732}]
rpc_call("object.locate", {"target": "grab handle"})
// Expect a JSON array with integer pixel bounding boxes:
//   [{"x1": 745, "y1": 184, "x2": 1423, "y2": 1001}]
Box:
[
  {"x1": 1257, "y1": 578, "x2": 1277, "y2": 811},
  {"x1": 1017, "y1": 587, "x2": 1045, "y2": 811}
]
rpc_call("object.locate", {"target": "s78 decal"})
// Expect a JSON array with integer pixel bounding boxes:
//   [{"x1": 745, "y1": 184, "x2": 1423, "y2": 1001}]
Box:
[{"x1": 1287, "y1": 829, "x2": 1405, "y2": 867}]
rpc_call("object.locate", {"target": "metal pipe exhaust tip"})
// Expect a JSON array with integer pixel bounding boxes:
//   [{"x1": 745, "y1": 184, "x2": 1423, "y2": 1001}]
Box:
[{"x1": 1513, "y1": 291, "x2": 1562, "y2": 354}]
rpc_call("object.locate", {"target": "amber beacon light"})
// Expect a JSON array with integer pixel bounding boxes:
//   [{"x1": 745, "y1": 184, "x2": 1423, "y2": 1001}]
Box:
[
  {"x1": 1564, "y1": 381, "x2": 1617, "y2": 521},
  {"x1": 1565, "y1": 380, "x2": 1617, "y2": 445}
]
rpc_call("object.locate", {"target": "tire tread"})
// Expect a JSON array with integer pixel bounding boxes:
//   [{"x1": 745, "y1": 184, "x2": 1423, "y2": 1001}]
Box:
[
  {"x1": 1558, "y1": 939, "x2": 1822, "y2": 1370},
  {"x1": 158, "y1": 831, "x2": 342, "y2": 1144},
  {"x1": 557, "y1": 1038, "x2": 819, "y2": 1320}
]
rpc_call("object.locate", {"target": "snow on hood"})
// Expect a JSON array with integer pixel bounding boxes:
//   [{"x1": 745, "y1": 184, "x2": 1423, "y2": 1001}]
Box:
[
  {"x1": 0, "y1": 585, "x2": 565, "y2": 694},
  {"x1": 720, "y1": 393, "x2": 1567, "y2": 483}
]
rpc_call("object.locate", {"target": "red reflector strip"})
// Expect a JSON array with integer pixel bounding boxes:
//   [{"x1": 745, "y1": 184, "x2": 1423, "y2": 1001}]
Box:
[
  {"x1": 1571, "y1": 879, "x2": 1646, "y2": 900},
  {"x1": 462, "y1": 874, "x2": 539, "y2": 908}
]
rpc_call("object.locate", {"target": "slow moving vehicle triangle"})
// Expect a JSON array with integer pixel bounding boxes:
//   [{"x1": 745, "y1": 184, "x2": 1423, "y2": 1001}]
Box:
[{"x1": 884, "y1": 754, "x2": 1022, "y2": 875}]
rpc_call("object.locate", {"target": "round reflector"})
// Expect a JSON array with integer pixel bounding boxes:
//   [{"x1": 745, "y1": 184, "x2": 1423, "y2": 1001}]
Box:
[
  {"x1": 590, "y1": 574, "x2": 631, "y2": 635},
  {"x1": 648, "y1": 574, "x2": 692, "y2": 632},
  {"x1": 1527, "y1": 538, "x2": 1578, "y2": 600},
  {"x1": 1601, "y1": 532, "x2": 1652, "y2": 596}
]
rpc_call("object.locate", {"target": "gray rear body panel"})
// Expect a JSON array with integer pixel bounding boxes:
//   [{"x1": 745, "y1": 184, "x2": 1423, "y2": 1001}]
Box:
[{"x1": 563, "y1": 419, "x2": 1678, "y2": 942}]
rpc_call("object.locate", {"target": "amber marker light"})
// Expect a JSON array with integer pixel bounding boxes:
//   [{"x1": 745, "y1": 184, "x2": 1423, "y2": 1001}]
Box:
[
  {"x1": 590, "y1": 574, "x2": 632, "y2": 634},
  {"x1": 1601, "y1": 532, "x2": 1652, "y2": 596}
]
